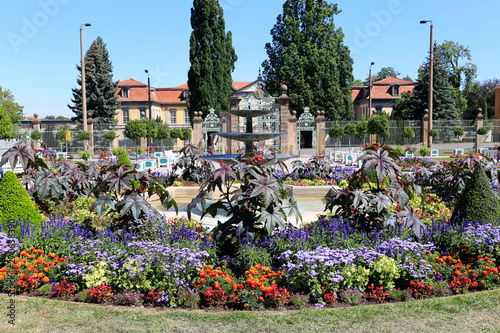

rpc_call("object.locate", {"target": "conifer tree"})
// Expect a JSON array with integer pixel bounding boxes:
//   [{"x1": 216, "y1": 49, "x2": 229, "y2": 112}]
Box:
[
  {"x1": 407, "y1": 45, "x2": 457, "y2": 121},
  {"x1": 187, "y1": 0, "x2": 237, "y2": 121},
  {"x1": 69, "y1": 37, "x2": 120, "y2": 126},
  {"x1": 262, "y1": 0, "x2": 354, "y2": 120}
]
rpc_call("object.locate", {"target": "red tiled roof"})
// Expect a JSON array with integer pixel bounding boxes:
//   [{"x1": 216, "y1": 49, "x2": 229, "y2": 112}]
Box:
[
  {"x1": 370, "y1": 84, "x2": 414, "y2": 99},
  {"x1": 494, "y1": 85, "x2": 500, "y2": 90},
  {"x1": 117, "y1": 86, "x2": 161, "y2": 103},
  {"x1": 374, "y1": 76, "x2": 414, "y2": 85},
  {"x1": 156, "y1": 89, "x2": 185, "y2": 104},
  {"x1": 118, "y1": 78, "x2": 147, "y2": 86},
  {"x1": 351, "y1": 87, "x2": 364, "y2": 101},
  {"x1": 350, "y1": 77, "x2": 415, "y2": 102}
]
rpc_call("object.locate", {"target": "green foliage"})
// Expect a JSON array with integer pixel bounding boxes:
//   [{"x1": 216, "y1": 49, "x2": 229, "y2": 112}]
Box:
[
  {"x1": 75, "y1": 289, "x2": 91, "y2": 302},
  {"x1": 104, "y1": 131, "x2": 116, "y2": 141},
  {"x1": 117, "y1": 151, "x2": 133, "y2": 168},
  {"x1": 451, "y1": 164, "x2": 500, "y2": 225},
  {"x1": 343, "y1": 123, "x2": 356, "y2": 136},
  {"x1": 477, "y1": 127, "x2": 488, "y2": 135},
  {"x1": 187, "y1": 0, "x2": 237, "y2": 121},
  {"x1": 454, "y1": 127, "x2": 464, "y2": 137},
  {"x1": 69, "y1": 37, "x2": 120, "y2": 125},
  {"x1": 56, "y1": 130, "x2": 67, "y2": 144},
  {"x1": 0, "y1": 108, "x2": 15, "y2": 140},
  {"x1": 80, "y1": 131, "x2": 91, "y2": 141},
  {"x1": 355, "y1": 119, "x2": 368, "y2": 140},
  {"x1": 291, "y1": 155, "x2": 336, "y2": 180},
  {"x1": 429, "y1": 129, "x2": 439, "y2": 137},
  {"x1": 156, "y1": 123, "x2": 170, "y2": 140},
  {"x1": 124, "y1": 119, "x2": 146, "y2": 141},
  {"x1": 0, "y1": 87, "x2": 24, "y2": 123},
  {"x1": 369, "y1": 256, "x2": 400, "y2": 290},
  {"x1": 172, "y1": 144, "x2": 214, "y2": 182},
  {"x1": 181, "y1": 128, "x2": 192, "y2": 141},
  {"x1": 232, "y1": 246, "x2": 272, "y2": 277},
  {"x1": 31, "y1": 130, "x2": 42, "y2": 140},
  {"x1": 372, "y1": 66, "x2": 401, "y2": 82},
  {"x1": 367, "y1": 114, "x2": 390, "y2": 140},
  {"x1": 262, "y1": 0, "x2": 353, "y2": 120},
  {"x1": 144, "y1": 119, "x2": 158, "y2": 139},
  {"x1": 394, "y1": 146, "x2": 404, "y2": 156},
  {"x1": 419, "y1": 147, "x2": 430, "y2": 157},
  {"x1": 403, "y1": 127, "x2": 415, "y2": 139},
  {"x1": 329, "y1": 122, "x2": 344, "y2": 138},
  {"x1": 111, "y1": 147, "x2": 127, "y2": 156},
  {"x1": 0, "y1": 171, "x2": 43, "y2": 232},
  {"x1": 36, "y1": 284, "x2": 53, "y2": 296},
  {"x1": 340, "y1": 265, "x2": 370, "y2": 291},
  {"x1": 81, "y1": 151, "x2": 91, "y2": 161}
]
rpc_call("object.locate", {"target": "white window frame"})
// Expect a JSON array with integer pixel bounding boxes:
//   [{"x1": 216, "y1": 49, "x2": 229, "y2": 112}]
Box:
[
  {"x1": 122, "y1": 108, "x2": 129, "y2": 124},
  {"x1": 184, "y1": 109, "x2": 190, "y2": 124},
  {"x1": 121, "y1": 88, "x2": 129, "y2": 98},
  {"x1": 170, "y1": 109, "x2": 177, "y2": 124}
]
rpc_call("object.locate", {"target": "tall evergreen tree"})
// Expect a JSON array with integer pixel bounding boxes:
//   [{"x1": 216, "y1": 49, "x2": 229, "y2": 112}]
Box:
[
  {"x1": 262, "y1": 0, "x2": 353, "y2": 120},
  {"x1": 407, "y1": 45, "x2": 456, "y2": 121},
  {"x1": 69, "y1": 37, "x2": 120, "y2": 126},
  {"x1": 187, "y1": 0, "x2": 237, "y2": 121}
]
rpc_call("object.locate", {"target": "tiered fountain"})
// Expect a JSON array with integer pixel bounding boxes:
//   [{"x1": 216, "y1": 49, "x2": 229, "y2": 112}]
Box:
[{"x1": 201, "y1": 85, "x2": 298, "y2": 163}]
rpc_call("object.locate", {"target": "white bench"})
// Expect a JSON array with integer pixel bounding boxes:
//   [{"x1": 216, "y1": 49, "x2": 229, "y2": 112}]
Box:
[{"x1": 430, "y1": 149, "x2": 439, "y2": 157}]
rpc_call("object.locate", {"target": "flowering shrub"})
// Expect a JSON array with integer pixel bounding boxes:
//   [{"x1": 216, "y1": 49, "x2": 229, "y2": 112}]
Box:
[
  {"x1": 408, "y1": 281, "x2": 432, "y2": 299},
  {"x1": 369, "y1": 256, "x2": 400, "y2": 290},
  {"x1": 0, "y1": 248, "x2": 68, "y2": 293},
  {"x1": 112, "y1": 290, "x2": 144, "y2": 305},
  {"x1": 338, "y1": 288, "x2": 365, "y2": 306},
  {"x1": 449, "y1": 276, "x2": 473, "y2": 294},
  {"x1": 89, "y1": 283, "x2": 113, "y2": 303},
  {"x1": 51, "y1": 280, "x2": 76, "y2": 297},
  {"x1": 145, "y1": 288, "x2": 161, "y2": 304},
  {"x1": 365, "y1": 284, "x2": 387, "y2": 303}
]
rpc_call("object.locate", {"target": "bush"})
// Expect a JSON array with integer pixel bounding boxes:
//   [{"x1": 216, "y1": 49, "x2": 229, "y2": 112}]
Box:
[
  {"x1": 418, "y1": 147, "x2": 430, "y2": 156},
  {"x1": 454, "y1": 127, "x2": 464, "y2": 137},
  {"x1": 451, "y1": 164, "x2": 500, "y2": 225},
  {"x1": 477, "y1": 127, "x2": 488, "y2": 135},
  {"x1": 403, "y1": 127, "x2": 415, "y2": 139},
  {"x1": 104, "y1": 131, "x2": 117, "y2": 141},
  {"x1": 31, "y1": 131, "x2": 42, "y2": 140},
  {"x1": 80, "y1": 131, "x2": 91, "y2": 141},
  {"x1": 81, "y1": 151, "x2": 91, "y2": 161},
  {"x1": 0, "y1": 171, "x2": 43, "y2": 232},
  {"x1": 117, "y1": 151, "x2": 133, "y2": 168},
  {"x1": 428, "y1": 129, "x2": 439, "y2": 137},
  {"x1": 112, "y1": 147, "x2": 127, "y2": 156},
  {"x1": 394, "y1": 146, "x2": 404, "y2": 156}
]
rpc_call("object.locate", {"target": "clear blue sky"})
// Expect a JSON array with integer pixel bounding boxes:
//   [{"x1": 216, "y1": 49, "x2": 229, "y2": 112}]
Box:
[{"x1": 1, "y1": 0, "x2": 499, "y2": 118}]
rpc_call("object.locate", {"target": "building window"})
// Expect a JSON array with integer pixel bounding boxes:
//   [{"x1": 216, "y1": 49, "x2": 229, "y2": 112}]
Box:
[
  {"x1": 139, "y1": 108, "x2": 147, "y2": 119},
  {"x1": 375, "y1": 106, "x2": 382, "y2": 114},
  {"x1": 170, "y1": 109, "x2": 177, "y2": 124},
  {"x1": 184, "y1": 110, "x2": 190, "y2": 124},
  {"x1": 392, "y1": 85, "x2": 400, "y2": 97},
  {"x1": 121, "y1": 88, "x2": 129, "y2": 98},
  {"x1": 122, "y1": 109, "x2": 129, "y2": 124}
]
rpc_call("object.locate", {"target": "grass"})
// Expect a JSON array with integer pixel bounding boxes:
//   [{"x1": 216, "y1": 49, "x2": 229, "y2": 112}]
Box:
[{"x1": 0, "y1": 289, "x2": 499, "y2": 332}]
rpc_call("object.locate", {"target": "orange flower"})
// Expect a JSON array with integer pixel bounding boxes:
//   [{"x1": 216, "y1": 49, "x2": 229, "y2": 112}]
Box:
[
  {"x1": 482, "y1": 271, "x2": 488, "y2": 276},
  {"x1": 44, "y1": 267, "x2": 49, "y2": 273},
  {"x1": 455, "y1": 271, "x2": 461, "y2": 276},
  {"x1": 42, "y1": 277, "x2": 49, "y2": 283},
  {"x1": 200, "y1": 278, "x2": 206, "y2": 284},
  {"x1": 258, "y1": 297, "x2": 264, "y2": 302},
  {"x1": 49, "y1": 253, "x2": 56, "y2": 258},
  {"x1": 244, "y1": 303, "x2": 249, "y2": 308}
]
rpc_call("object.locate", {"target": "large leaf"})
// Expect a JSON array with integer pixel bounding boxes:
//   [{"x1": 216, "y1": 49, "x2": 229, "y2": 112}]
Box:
[
  {"x1": 370, "y1": 193, "x2": 392, "y2": 213},
  {"x1": 34, "y1": 168, "x2": 60, "y2": 200},
  {"x1": 257, "y1": 207, "x2": 287, "y2": 235},
  {"x1": 107, "y1": 165, "x2": 134, "y2": 194},
  {"x1": 213, "y1": 164, "x2": 237, "y2": 187},
  {"x1": 249, "y1": 174, "x2": 280, "y2": 207},
  {"x1": 352, "y1": 189, "x2": 369, "y2": 209},
  {"x1": 360, "y1": 147, "x2": 400, "y2": 187},
  {"x1": 1, "y1": 142, "x2": 34, "y2": 170},
  {"x1": 387, "y1": 184, "x2": 410, "y2": 206},
  {"x1": 118, "y1": 193, "x2": 153, "y2": 220},
  {"x1": 397, "y1": 206, "x2": 427, "y2": 239},
  {"x1": 90, "y1": 194, "x2": 115, "y2": 216}
]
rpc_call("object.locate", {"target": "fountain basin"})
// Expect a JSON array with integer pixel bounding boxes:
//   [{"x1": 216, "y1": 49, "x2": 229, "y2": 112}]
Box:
[
  {"x1": 200, "y1": 153, "x2": 299, "y2": 164},
  {"x1": 222, "y1": 109, "x2": 277, "y2": 117},
  {"x1": 216, "y1": 132, "x2": 284, "y2": 142}
]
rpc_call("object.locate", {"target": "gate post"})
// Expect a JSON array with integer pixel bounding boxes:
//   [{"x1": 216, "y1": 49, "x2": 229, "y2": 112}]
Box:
[
  {"x1": 316, "y1": 111, "x2": 326, "y2": 156},
  {"x1": 475, "y1": 108, "x2": 484, "y2": 153},
  {"x1": 277, "y1": 85, "x2": 291, "y2": 155},
  {"x1": 289, "y1": 110, "x2": 297, "y2": 155}
]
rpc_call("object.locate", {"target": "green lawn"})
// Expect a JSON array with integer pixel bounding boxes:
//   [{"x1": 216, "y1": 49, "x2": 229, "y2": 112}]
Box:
[{"x1": 1, "y1": 289, "x2": 499, "y2": 333}]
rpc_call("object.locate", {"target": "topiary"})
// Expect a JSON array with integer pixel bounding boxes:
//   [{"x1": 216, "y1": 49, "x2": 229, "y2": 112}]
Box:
[
  {"x1": 0, "y1": 171, "x2": 44, "y2": 232},
  {"x1": 451, "y1": 164, "x2": 500, "y2": 225},
  {"x1": 117, "y1": 152, "x2": 133, "y2": 168},
  {"x1": 31, "y1": 131, "x2": 42, "y2": 140}
]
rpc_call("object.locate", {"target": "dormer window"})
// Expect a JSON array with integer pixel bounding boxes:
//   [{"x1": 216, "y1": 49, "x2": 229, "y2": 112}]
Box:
[
  {"x1": 392, "y1": 85, "x2": 400, "y2": 97},
  {"x1": 121, "y1": 87, "x2": 129, "y2": 98},
  {"x1": 182, "y1": 90, "x2": 190, "y2": 100}
]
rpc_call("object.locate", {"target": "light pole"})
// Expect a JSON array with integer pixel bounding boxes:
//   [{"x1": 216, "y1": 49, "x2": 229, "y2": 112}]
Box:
[
  {"x1": 369, "y1": 62, "x2": 375, "y2": 117},
  {"x1": 420, "y1": 20, "x2": 433, "y2": 147},
  {"x1": 145, "y1": 70, "x2": 151, "y2": 120},
  {"x1": 80, "y1": 23, "x2": 91, "y2": 149}
]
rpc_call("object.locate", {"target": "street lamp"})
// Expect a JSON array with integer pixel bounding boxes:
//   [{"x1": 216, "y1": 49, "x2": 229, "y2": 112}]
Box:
[
  {"x1": 369, "y1": 62, "x2": 375, "y2": 117},
  {"x1": 80, "y1": 23, "x2": 91, "y2": 140},
  {"x1": 420, "y1": 20, "x2": 433, "y2": 147},
  {"x1": 145, "y1": 70, "x2": 151, "y2": 120}
]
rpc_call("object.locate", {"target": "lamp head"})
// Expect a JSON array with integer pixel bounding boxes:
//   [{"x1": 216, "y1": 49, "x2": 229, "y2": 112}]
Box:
[
  {"x1": 420, "y1": 20, "x2": 429, "y2": 24},
  {"x1": 371, "y1": 62, "x2": 375, "y2": 66},
  {"x1": 145, "y1": 69, "x2": 148, "y2": 74},
  {"x1": 84, "y1": 23, "x2": 91, "y2": 27}
]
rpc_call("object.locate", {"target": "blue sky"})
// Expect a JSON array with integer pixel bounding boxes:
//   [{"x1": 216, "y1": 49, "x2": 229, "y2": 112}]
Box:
[{"x1": 1, "y1": 0, "x2": 499, "y2": 118}]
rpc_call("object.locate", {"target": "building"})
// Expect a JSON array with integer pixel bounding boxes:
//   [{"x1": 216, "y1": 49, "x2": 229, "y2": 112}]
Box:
[
  {"x1": 352, "y1": 76, "x2": 415, "y2": 120},
  {"x1": 114, "y1": 75, "x2": 266, "y2": 150}
]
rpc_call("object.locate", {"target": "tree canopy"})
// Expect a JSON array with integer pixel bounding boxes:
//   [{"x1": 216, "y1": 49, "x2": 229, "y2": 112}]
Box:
[
  {"x1": 0, "y1": 87, "x2": 24, "y2": 123},
  {"x1": 368, "y1": 66, "x2": 401, "y2": 83},
  {"x1": 187, "y1": 0, "x2": 237, "y2": 121},
  {"x1": 262, "y1": 0, "x2": 353, "y2": 120},
  {"x1": 69, "y1": 36, "x2": 120, "y2": 126},
  {"x1": 0, "y1": 108, "x2": 15, "y2": 140}
]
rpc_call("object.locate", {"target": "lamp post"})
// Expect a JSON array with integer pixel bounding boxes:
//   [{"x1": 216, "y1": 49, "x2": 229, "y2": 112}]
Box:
[
  {"x1": 145, "y1": 69, "x2": 151, "y2": 120},
  {"x1": 80, "y1": 23, "x2": 91, "y2": 134},
  {"x1": 369, "y1": 62, "x2": 375, "y2": 117},
  {"x1": 420, "y1": 20, "x2": 433, "y2": 147}
]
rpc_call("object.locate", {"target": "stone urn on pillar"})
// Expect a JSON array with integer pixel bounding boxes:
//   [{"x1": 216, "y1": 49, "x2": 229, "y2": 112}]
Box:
[
  {"x1": 32, "y1": 113, "x2": 41, "y2": 150},
  {"x1": 87, "y1": 116, "x2": 94, "y2": 155},
  {"x1": 140, "y1": 111, "x2": 147, "y2": 152}
]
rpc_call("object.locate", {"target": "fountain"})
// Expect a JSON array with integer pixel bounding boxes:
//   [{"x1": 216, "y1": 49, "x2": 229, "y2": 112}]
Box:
[{"x1": 201, "y1": 84, "x2": 298, "y2": 163}]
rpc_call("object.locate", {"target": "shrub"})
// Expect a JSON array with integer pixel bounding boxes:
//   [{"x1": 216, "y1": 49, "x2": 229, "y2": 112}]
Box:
[
  {"x1": 428, "y1": 129, "x2": 439, "y2": 137},
  {"x1": 418, "y1": 147, "x2": 430, "y2": 156},
  {"x1": 112, "y1": 147, "x2": 127, "y2": 156},
  {"x1": 80, "y1": 131, "x2": 91, "y2": 141},
  {"x1": 232, "y1": 246, "x2": 272, "y2": 278},
  {"x1": 394, "y1": 146, "x2": 404, "y2": 156},
  {"x1": 31, "y1": 131, "x2": 42, "y2": 140},
  {"x1": 89, "y1": 283, "x2": 113, "y2": 303},
  {"x1": 81, "y1": 151, "x2": 91, "y2": 161},
  {"x1": 403, "y1": 126, "x2": 415, "y2": 139},
  {"x1": 76, "y1": 289, "x2": 91, "y2": 302},
  {"x1": 36, "y1": 283, "x2": 53, "y2": 296},
  {"x1": 339, "y1": 288, "x2": 365, "y2": 306},
  {"x1": 477, "y1": 127, "x2": 488, "y2": 135},
  {"x1": 117, "y1": 151, "x2": 133, "y2": 168},
  {"x1": 0, "y1": 171, "x2": 43, "y2": 232},
  {"x1": 104, "y1": 131, "x2": 117, "y2": 141},
  {"x1": 454, "y1": 127, "x2": 465, "y2": 137},
  {"x1": 451, "y1": 164, "x2": 500, "y2": 225},
  {"x1": 51, "y1": 280, "x2": 76, "y2": 297}
]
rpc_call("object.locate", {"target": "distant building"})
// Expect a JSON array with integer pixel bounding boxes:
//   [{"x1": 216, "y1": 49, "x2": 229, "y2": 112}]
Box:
[{"x1": 351, "y1": 76, "x2": 415, "y2": 120}]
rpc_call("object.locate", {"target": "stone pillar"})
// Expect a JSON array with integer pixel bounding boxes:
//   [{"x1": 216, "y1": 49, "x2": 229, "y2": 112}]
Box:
[
  {"x1": 228, "y1": 84, "x2": 241, "y2": 154},
  {"x1": 277, "y1": 85, "x2": 291, "y2": 155},
  {"x1": 222, "y1": 116, "x2": 229, "y2": 154},
  {"x1": 494, "y1": 87, "x2": 500, "y2": 140},
  {"x1": 475, "y1": 108, "x2": 484, "y2": 153},
  {"x1": 422, "y1": 109, "x2": 429, "y2": 147},
  {"x1": 32, "y1": 113, "x2": 41, "y2": 150},
  {"x1": 288, "y1": 110, "x2": 297, "y2": 155},
  {"x1": 87, "y1": 116, "x2": 94, "y2": 156},
  {"x1": 192, "y1": 111, "x2": 203, "y2": 147},
  {"x1": 316, "y1": 110, "x2": 326, "y2": 156}
]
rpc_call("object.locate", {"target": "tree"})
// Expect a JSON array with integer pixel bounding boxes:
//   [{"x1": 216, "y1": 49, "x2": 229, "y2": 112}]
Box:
[
  {"x1": 187, "y1": 0, "x2": 237, "y2": 121},
  {"x1": 262, "y1": 0, "x2": 353, "y2": 120},
  {"x1": 0, "y1": 108, "x2": 15, "y2": 140},
  {"x1": 403, "y1": 126, "x2": 415, "y2": 145},
  {"x1": 0, "y1": 87, "x2": 23, "y2": 124},
  {"x1": 369, "y1": 66, "x2": 400, "y2": 82},
  {"x1": 343, "y1": 123, "x2": 356, "y2": 149},
  {"x1": 355, "y1": 119, "x2": 368, "y2": 146},
  {"x1": 406, "y1": 46, "x2": 457, "y2": 121},
  {"x1": 465, "y1": 78, "x2": 500, "y2": 120},
  {"x1": 367, "y1": 113, "x2": 390, "y2": 142},
  {"x1": 329, "y1": 121, "x2": 344, "y2": 150},
  {"x1": 124, "y1": 120, "x2": 146, "y2": 158},
  {"x1": 69, "y1": 36, "x2": 120, "y2": 126}
]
